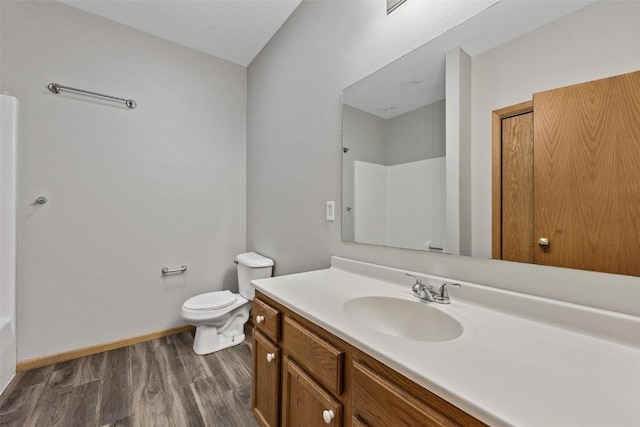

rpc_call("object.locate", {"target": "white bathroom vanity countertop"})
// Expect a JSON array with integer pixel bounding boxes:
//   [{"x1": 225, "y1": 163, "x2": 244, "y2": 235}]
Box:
[{"x1": 252, "y1": 257, "x2": 640, "y2": 427}]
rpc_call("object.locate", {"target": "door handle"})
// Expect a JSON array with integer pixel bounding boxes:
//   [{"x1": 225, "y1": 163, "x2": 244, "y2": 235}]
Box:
[{"x1": 538, "y1": 237, "x2": 550, "y2": 248}]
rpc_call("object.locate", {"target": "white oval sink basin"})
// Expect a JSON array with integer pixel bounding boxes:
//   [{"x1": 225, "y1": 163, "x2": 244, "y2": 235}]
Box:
[{"x1": 343, "y1": 296, "x2": 463, "y2": 342}]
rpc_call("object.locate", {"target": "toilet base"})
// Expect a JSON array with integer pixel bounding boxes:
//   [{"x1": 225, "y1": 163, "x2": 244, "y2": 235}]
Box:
[{"x1": 192, "y1": 324, "x2": 246, "y2": 355}]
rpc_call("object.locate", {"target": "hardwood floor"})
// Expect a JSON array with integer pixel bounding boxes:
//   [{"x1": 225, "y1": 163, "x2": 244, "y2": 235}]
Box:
[{"x1": 0, "y1": 331, "x2": 258, "y2": 427}]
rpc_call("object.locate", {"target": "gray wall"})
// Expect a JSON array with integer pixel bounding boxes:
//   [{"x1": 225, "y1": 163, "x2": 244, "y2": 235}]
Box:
[
  {"x1": 341, "y1": 105, "x2": 385, "y2": 242},
  {"x1": 247, "y1": 0, "x2": 640, "y2": 316},
  {"x1": 1, "y1": 1, "x2": 247, "y2": 361},
  {"x1": 385, "y1": 99, "x2": 446, "y2": 166},
  {"x1": 247, "y1": 0, "x2": 494, "y2": 275}
]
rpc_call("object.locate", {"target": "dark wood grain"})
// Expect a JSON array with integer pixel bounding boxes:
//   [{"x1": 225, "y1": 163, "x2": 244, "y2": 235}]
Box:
[{"x1": 0, "y1": 330, "x2": 256, "y2": 427}]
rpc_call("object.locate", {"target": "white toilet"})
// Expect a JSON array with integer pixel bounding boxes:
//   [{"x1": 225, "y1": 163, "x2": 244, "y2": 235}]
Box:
[{"x1": 181, "y1": 252, "x2": 274, "y2": 355}]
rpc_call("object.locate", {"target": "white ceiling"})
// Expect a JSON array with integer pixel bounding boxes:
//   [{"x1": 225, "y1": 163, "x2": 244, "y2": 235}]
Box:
[
  {"x1": 343, "y1": 0, "x2": 594, "y2": 119},
  {"x1": 59, "y1": 0, "x2": 302, "y2": 67}
]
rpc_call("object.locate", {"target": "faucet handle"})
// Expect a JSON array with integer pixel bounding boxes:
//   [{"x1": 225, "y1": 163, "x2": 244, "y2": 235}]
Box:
[
  {"x1": 405, "y1": 273, "x2": 423, "y2": 293},
  {"x1": 434, "y1": 283, "x2": 461, "y2": 304}
]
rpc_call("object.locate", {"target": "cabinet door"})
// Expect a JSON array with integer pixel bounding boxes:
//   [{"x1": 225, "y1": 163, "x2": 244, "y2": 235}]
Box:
[
  {"x1": 253, "y1": 331, "x2": 280, "y2": 427},
  {"x1": 282, "y1": 357, "x2": 342, "y2": 427}
]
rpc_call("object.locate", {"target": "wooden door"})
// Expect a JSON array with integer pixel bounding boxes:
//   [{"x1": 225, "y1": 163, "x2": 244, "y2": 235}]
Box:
[
  {"x1": 533, "y1": 70, "x2": 640, "y2": 275},
  {"x1": 281, "y1": 357, "x2": 342, "y2": 427},
  {"x1": 492, "y1": 103, "x2": 534, "y2": 262},
  {"x1": 253, "y1": 331, "x2": 280, "y2": 427}
]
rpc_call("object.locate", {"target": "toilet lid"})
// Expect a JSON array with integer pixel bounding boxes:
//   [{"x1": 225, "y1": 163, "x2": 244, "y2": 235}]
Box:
[{"x1": 184, "y1": 291, "x2": 238, "y2": 311}]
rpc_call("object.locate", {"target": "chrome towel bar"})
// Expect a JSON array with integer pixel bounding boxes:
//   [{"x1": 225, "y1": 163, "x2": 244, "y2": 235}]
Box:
[
  {"x1": 47, "y1": 82, "x2": 137, "y2": 109},
  {"x1": 162, "y1": 265, "x2": 187, "y2": 275}
]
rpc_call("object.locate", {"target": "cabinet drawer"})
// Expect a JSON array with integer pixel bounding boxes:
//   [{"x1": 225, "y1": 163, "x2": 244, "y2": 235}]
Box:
[
  {"x1": 283, "y1": 316, "x2": 344, "y2": 395},
  {"x1": 352, "y1": 360, "x2": 458, "y2": 427},
  {"x1": 253, "y1": 298, "x2": 281, "y2": 342}
]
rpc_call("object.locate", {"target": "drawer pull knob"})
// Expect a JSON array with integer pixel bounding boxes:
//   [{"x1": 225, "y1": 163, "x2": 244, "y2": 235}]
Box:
[
  {"x1": 266, "y1": 353, "x2": 275, "y2": 362},
  {"x1": 322, "y1": 409, "x2": 334, "y2": 424},
  {"x1": 256, "y1": 315, "x2": 265, "y2": 324}
]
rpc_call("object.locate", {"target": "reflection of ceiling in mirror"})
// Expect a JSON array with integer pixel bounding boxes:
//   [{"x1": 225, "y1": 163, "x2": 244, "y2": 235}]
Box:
[{"x1": 342, "y1": 0, "x2": 594, "y2": 120}]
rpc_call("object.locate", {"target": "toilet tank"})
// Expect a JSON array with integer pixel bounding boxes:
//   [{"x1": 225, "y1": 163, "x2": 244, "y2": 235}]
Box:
[{"x1": 235, "y1": 252, "x2": 274, "y2": 300}]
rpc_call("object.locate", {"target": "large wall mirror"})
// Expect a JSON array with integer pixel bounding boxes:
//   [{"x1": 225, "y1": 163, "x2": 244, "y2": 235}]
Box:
[{"x1": 341, "y1": 0, "x2": 640, "y2": 276}]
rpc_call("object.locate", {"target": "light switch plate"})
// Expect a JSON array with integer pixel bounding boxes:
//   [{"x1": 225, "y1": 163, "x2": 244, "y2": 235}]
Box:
[{"x1": 326, "y1": 201, "x2": 335, "y2": 221}]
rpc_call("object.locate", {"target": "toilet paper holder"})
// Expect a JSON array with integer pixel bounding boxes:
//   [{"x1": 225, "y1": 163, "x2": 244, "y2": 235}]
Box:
[{"x1": 162, "y1": 265, "x2": 187, "y2": 275}]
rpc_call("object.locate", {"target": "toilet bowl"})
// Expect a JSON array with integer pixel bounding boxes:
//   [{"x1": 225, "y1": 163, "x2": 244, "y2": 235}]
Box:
[{"x1": 181, "y1": 252, "x2": 274, "y2": 355}]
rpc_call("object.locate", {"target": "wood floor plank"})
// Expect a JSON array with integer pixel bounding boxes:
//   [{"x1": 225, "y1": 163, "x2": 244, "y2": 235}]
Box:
[
  {"x1": 0, "y1": 383, "x2": 45, "y2": 427},
  {"x1": 211, "y1": 342, "x2": 253, "y2": 389},
  {"x1": 62, "y1": 380, "x2": 102, "y2": 427},
  {"x1": 48, "y1": 360, "x2": 81, "y2": 388},
  {"x1": 26, "y1": 383, "x2": 74, "y2": 427},
  {"x1": 99, "y1": 347, "x2": 132, "y2": 425},
  {"x1": 76, "y1": 351, "x2": 107, "y2": 386},
  {"x1": 200, "y1": 349, "x2": 234, "y2": 394},
  {"x1": 100, "y1": 415, "x2": 133, "y2": 427},
  {"x1": 1, "y1": 331, "x2": 256, "y2": 427},
  {"x1": 129, "y1": 341, "x2": 172, "y2": 427},
  {"x1": 161, "y1": 338, "x2": 205, "y2": 427},
  {"x1": 172, "y1": 332, "x2": 214, "y2": 383},
  {"x1": 191, "y1": 380, "x2": 258, "y2": 427},
  {"x1": 9, "y1": 364, "x2": 54, "y2": 390}
]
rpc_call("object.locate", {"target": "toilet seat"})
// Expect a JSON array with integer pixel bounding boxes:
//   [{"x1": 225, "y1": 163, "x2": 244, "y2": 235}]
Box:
[{"x1": 183, "y1": 290, "x2": 238, "y2": 311}]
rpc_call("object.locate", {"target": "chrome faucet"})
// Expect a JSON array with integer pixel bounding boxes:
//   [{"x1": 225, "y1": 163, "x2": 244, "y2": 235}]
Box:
[
  {"x1": 406, "y1": 273, "x2": 435, "y2": 302},
  {"x1": 433, "y1": 282, "x2": 461, "y2": 304},
  {"x1": 406, "y1": 273, "x2": 461, "y2": 304}
]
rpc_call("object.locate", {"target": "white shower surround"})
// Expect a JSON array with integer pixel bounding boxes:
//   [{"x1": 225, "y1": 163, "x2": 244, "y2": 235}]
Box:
[
  {"x1": 354, "y1": 157, "x2": 446, "y2": 252},
  {"x1": 0, "y1": 94, "x2": 17, "y2": 392}
]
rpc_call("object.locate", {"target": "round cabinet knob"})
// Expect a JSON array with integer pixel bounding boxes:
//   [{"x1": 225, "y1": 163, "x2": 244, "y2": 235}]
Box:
[
  {"x1": 538, "y1": 237, "x2": 550, "y2": 248},
  {"x1": 256, "y1": 315, "x2": 264, "y2": 324},
  {"x1": 322, "y1": 409, "x2": 335, "y2": 424},
  {"x1": 266, "y1": 353, "x2": 275, "y2": 363}
]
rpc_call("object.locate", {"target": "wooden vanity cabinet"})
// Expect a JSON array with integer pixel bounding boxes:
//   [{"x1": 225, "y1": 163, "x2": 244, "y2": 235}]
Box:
[
  {"x1": 252, "y1": 298, "x2": 283, "y2": 427},
  {"x1": 252, "y1": 292, "x2": 485, "y2": 427},
  {"x1": 282, "y1": 316, "x2": 344, "y2": 395},
  {"x1": 352, "y1": 360, "x2": 456, "y2": 427}
]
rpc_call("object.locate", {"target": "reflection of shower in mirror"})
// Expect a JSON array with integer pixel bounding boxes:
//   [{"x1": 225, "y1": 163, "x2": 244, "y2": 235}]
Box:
[{"x1": 353, "y1": 159, "x2": 446, "y2": 252}]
